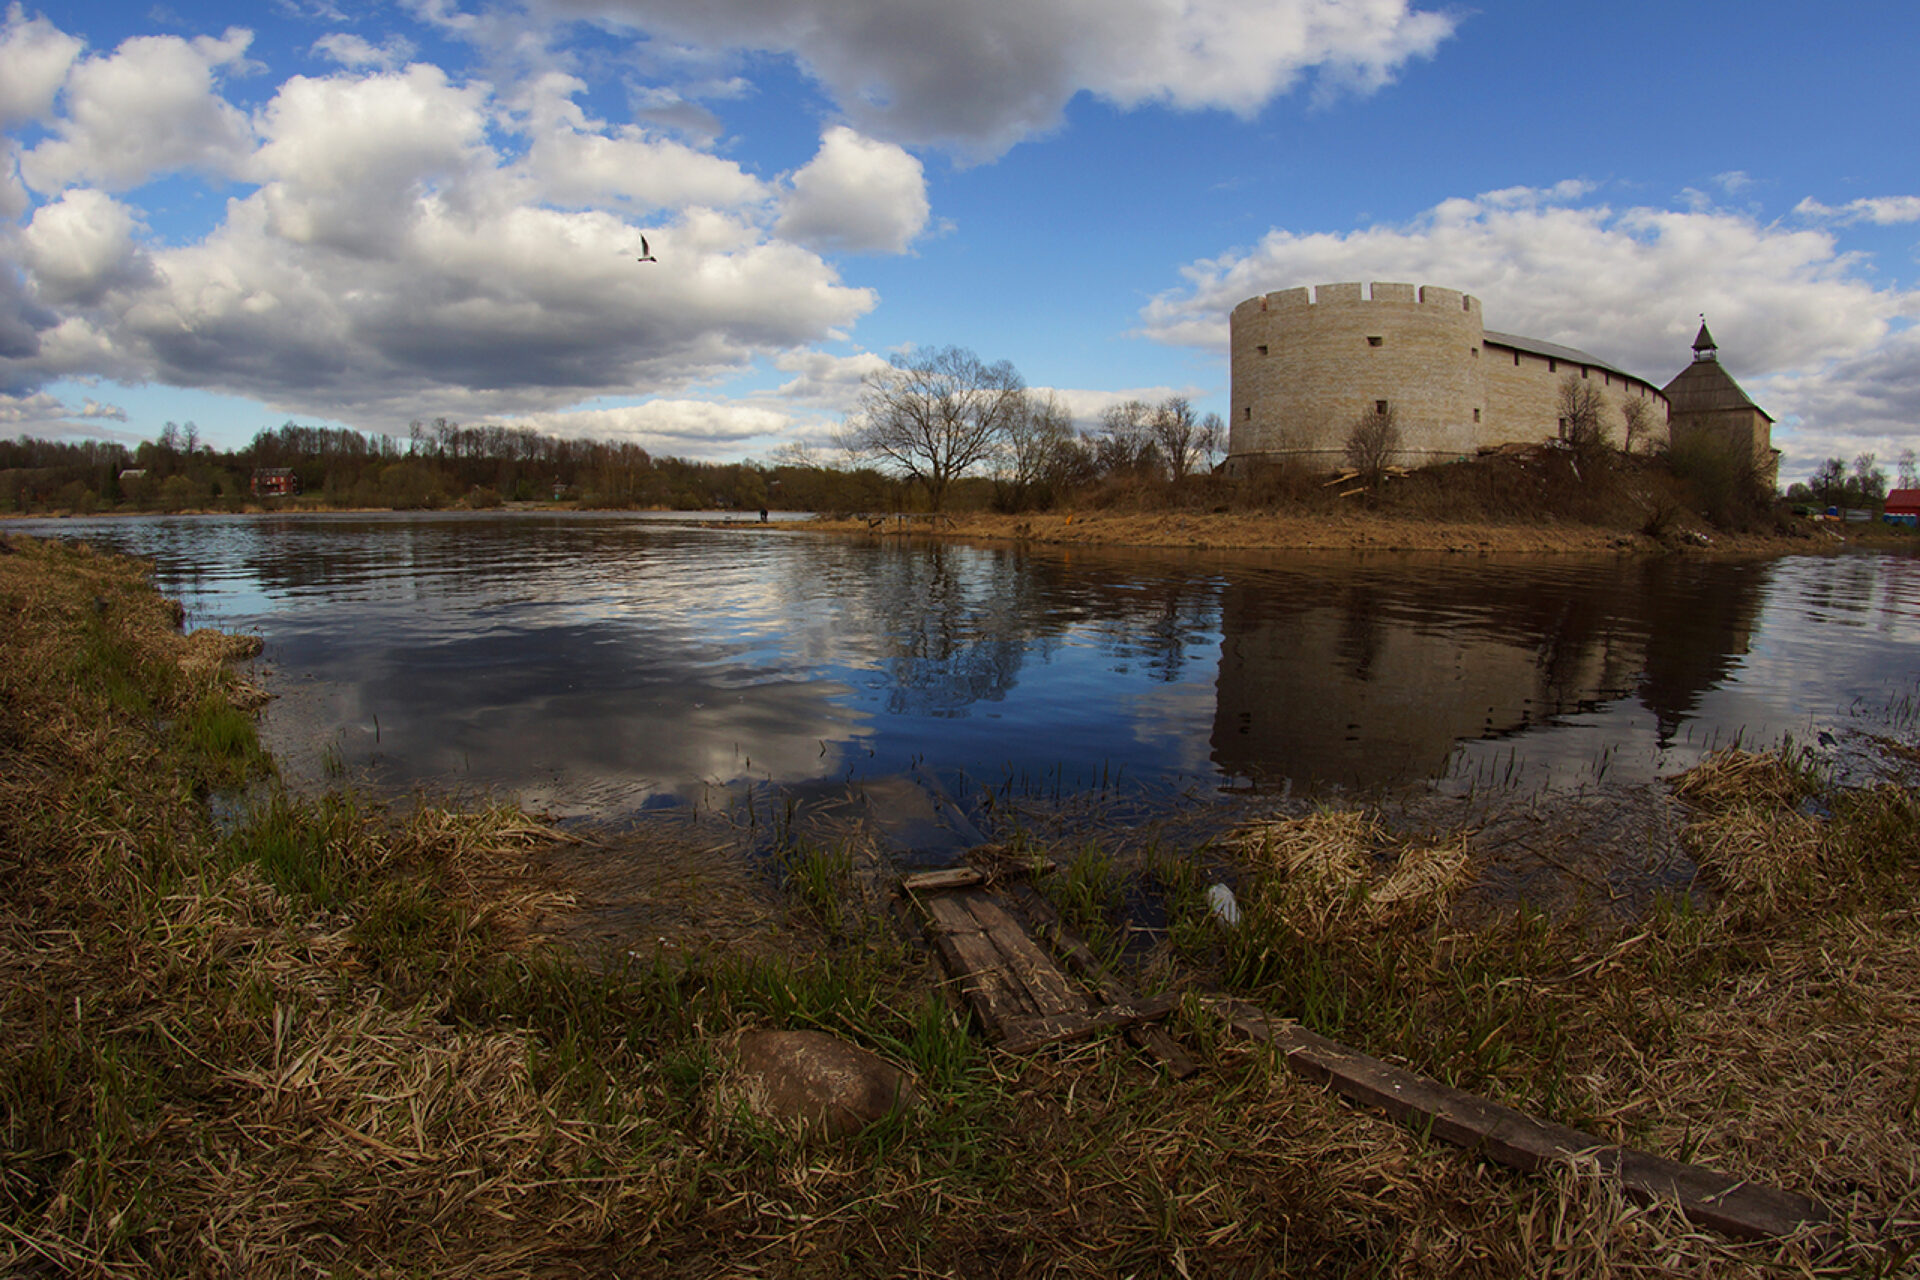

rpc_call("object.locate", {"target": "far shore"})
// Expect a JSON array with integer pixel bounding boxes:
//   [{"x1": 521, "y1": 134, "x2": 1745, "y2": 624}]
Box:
[
  {"x1": 802, "y1": 507, "x2": 1869, "y2": 557},
  {"x1": 6, "y1": 500, "x2": 1903, "y2": 557}
]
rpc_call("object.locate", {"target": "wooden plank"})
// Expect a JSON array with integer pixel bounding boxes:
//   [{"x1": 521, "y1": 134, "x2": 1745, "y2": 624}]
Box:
[
  {"x1": 921, "y1": 893, "x2": 983, "y2": 936},
  {"x1": 1014, "y1": 885, "x2": 1199, "y2": 1079},
  {"x1": 919, "y1": 893, "x2": 1039, "y2": 1037},
  {"x1": 960, "y1": 895, "x2": 1088, "y2": 1020},
  {"x1": 998, "y1": 992, "x2": 1183, "y2": 1054},
  {"x1": 1211, "y1": 1000, "x2": 1827, "y2": 1242},
  {"x1": 901, "y1": 867, "x2": 986, "y2": 894}
]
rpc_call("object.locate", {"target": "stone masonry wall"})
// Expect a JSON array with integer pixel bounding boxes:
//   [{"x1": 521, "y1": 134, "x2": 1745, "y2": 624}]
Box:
[{"x1": 1230, "y1": 281, "x2": 1670, "y2": 472}]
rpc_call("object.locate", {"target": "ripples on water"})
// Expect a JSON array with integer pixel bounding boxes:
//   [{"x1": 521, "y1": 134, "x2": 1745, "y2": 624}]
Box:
[{"x1": 15, "y1": 513, "x2": 1920, "y2": 826}]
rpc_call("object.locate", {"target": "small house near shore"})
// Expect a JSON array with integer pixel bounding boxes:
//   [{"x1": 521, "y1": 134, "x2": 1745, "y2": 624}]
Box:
[{"x1": 251, "y1": 467, "x2": 299, "y2": 497}]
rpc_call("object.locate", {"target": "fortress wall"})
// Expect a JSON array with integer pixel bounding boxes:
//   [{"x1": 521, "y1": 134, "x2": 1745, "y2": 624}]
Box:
[
  {"x1": 1484, "y1": 344, "x2": 1672, "y2": 452},
  {"x1": 1230, "y1": 282, "x2": 1486, "y2": 469}
]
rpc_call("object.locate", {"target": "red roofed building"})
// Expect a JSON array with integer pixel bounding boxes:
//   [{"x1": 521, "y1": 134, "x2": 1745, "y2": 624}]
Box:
[{"x1": 1885, "y1": 489, "x2": 1920, "y2": 526}]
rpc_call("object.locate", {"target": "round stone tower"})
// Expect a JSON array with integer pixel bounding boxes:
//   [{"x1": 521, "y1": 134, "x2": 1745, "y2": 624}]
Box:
[{"x1": 1229, "y1": 282, "x2": 1487, "y2": 471}]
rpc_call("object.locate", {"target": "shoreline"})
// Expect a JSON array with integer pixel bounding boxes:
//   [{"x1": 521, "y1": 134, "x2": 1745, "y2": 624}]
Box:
[
  {"x1": 802, "y1": 507, "x2": 1858, "y2": 556},
  {"x1": 3, "y1": 501, "x2": 1890, "y2": 557}
]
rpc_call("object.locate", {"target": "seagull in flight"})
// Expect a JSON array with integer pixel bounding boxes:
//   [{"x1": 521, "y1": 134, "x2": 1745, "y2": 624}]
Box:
[{"x1": 635, "y1": 235, "x2": 657, "y2": 263}]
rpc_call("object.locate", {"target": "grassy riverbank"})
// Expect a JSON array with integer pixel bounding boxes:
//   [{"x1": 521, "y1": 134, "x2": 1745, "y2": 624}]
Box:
[
  {"x1": 3, "y1": 533, "x2": 1914, "y2": 1275},
  {"x1": 804, "y1": 507, "x2": 1851, "y2": 555}
]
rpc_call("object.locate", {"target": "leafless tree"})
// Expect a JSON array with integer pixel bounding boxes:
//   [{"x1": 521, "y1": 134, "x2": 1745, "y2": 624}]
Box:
[
  {"x1": 1197, "y1": 412, "x2": 1226, "y2": 474},
  {"x1": 1344, "y1": 404, "x2": 1401, "y2": 487},
  {"x1": 1149, "y1": 395, "x2": 1204, "y2": 481},
  {"x1": 1900, "y1": 448, "x2": 1918, "y2": 491},
  {"x1": 1094, "y1": 399, "x2": 1159, "y2": 478},
  {"x1": 1618, "y1": 393, "x2": 1657, "y2": 456},
  {"x1": 1557, "y1": 374, "x2": 1608, "y2": 455},
  {"x1": 998, "y1": 391, "x2": 1075, "y2": 508},
  {"x1": 838, "y1": 346, "x2": 1026, "y2": 511}
]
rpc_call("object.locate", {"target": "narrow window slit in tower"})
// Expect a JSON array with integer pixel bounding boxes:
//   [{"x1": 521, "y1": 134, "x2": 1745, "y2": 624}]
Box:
[{"x1": 1367, "y1": 336, "x2": 1383, "y2": 348}]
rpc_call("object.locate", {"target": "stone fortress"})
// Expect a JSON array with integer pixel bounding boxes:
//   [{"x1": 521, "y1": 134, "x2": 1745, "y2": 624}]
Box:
[{"x1": 1226, "y1": 281, "x2": 1775, "y2": 476}]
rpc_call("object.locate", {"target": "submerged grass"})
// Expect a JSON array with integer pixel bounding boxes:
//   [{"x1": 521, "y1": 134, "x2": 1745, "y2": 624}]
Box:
[{"x1": 2, "y1": 532, "x2": 1913, "y2": 1275}]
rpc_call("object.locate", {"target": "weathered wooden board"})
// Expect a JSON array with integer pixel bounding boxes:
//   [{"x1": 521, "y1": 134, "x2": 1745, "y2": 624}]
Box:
[
  {"x1": 912, "y1": 880, "x2": 1190, "y2": 1066},
  {"x1": 921, "y1": 894, "x2": 1037, "y2": 1038},
  {"x1": 1212, "y1": 999, "x2": 1827, "y2": 1243},
  {"x1": 901, "y1": 867, "x2": 986, "y2": 894},
  {"x1": 998, "y1": 992, "x2": 1183, "y2": 1054},
  {"x1": 959, "y1": 894, "x2": 1086, "y2": 1019},
  {"x1": 1013, "y1": 884, "x2": 1199, "y2": 1079}
]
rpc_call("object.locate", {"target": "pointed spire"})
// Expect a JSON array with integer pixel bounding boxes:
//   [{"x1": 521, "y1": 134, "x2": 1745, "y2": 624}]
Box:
[{"x1": 1692, "y1": 315, "x2": 1718, "y2": 362}]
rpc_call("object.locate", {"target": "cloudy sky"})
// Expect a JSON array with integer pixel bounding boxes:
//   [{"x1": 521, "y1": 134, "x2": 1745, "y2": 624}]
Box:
[{"x1": 2, "y1": 0, "x2": 1915, "y2": 483}]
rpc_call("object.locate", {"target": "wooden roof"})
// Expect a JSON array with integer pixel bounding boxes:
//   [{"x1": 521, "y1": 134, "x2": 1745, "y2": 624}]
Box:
[{"x1": 1662, "y1": 355, "x2": 1773, "y2": 422}]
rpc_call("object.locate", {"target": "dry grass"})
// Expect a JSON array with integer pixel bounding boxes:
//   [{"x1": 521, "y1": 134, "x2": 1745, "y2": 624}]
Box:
[{"x1": 1229, "y1": 809, "x2": 1475, "y2": 935}]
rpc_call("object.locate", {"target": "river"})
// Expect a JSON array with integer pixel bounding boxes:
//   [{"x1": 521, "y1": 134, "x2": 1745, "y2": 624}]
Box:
[{"x1": 12, "y1": 512, "x2": 1920, "y2": 832}]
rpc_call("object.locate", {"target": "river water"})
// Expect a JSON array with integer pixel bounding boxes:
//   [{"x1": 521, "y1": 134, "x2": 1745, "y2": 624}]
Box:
[{"x1": 13, "y1": 512, "x2": 1920, "y2": 830}]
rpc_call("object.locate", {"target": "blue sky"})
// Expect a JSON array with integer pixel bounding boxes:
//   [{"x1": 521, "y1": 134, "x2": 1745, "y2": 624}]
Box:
[{"x1": 3, "y1": 0, "x2": 1916, "y2": 484}]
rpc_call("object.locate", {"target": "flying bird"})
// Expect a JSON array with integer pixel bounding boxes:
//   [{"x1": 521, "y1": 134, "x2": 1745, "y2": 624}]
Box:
[{"x1": 635, "y1": 235, "x2": 657, "y2": 263}]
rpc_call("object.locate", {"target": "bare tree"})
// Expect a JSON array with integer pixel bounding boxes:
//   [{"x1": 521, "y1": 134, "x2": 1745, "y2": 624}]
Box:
[
  {"x1": 998, "y1": 391, "x2": 1074, "y2": 509},
  {"x1": 1344, "y1": 404, "x2": 1401, "y2": 487},
  {"x1": 1148, "y1": 395, "x2": 1203, "y2": 481},
  {"x1": 839, "y1": 346, "x2": 1026, "y2": 511},
  {"x1": 1197, "y1": 412, "x2": 1226, "y2": 474},
  {"x1": 1557, "y1": 374, "x2": 1608, "y2": 455},
  {"x1": 1900, "y1": 448, "x2": 1918, "y2": 490},
  {"x1": 1094, "y1": 399, "x2": 1158, "y2": 478},
  {"x1": 1618, "y1": 393, "x2": 1656, "y2": 456}
]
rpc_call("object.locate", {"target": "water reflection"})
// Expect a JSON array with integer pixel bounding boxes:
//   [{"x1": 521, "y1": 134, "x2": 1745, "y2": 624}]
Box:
[
  {"x1": 9, "y1": 513, "x2": 1920, "y2": 817},
  {"x1": 1210, "y1": 557, "x2": 1768, "y2": 790}
]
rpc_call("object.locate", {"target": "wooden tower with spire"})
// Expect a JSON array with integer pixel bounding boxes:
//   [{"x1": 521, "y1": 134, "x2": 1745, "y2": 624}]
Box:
[{"x1": 1662, "y1": 319, "x2": 1779, "y2": 487}]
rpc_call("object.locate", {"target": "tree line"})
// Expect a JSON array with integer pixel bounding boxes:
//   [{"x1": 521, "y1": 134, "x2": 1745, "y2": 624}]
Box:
[
  {"x1": 1, "y1": 354, "x2": 1227, "y2": 516},
  {"x1": 1783, "y1": 451, "x2": 1912, "y2": 510}
]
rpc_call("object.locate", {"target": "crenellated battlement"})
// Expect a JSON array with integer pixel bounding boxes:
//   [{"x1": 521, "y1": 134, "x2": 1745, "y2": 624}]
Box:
[{"x1": 1236, "y1": 282, "x2": 1482, "y2": 318}]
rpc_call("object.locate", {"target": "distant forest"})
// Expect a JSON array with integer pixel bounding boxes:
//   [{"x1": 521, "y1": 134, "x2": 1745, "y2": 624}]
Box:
[
  {"x1": 0, "y1": 419, "x2": 910, "y2": 515},
  {"x1": 1, "y1": 390, "x2": 1224, "y2": 517}
]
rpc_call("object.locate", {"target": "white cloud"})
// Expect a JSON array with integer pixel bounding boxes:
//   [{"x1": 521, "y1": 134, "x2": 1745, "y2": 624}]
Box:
[
  {"x1": 0, "y1": 47, "x2": 879, "y2": 430},
  {"x1": 312, "y1": 32, "x2": 418, "y2": 70},
  {"x1": 247, "y1": 64, "x2": 492, "y2": 255},
  {"x1": 1039, "y1": 385, "x2": 1192, "y2": 431},
  {"x1": 540, "y1": 0, "x2": 1456, "y2": 156},
  {"x1": 503, "y1": 398, "x2": 794, "y2": 456},
  {"x1": 517, "y1": 72, "x2": 767, "y2": 212},
  {"x1": 0, "y1": 388, "x2": 133, "y2": 438},
  {"x1": 19, "y1": 28, "x2": 255, "y2": 191},
  {"x1": 775, "y1": 127, "x2": 928, "y2": 254},
  {"x1": 765, "y1": 348, "x2": 891, "y2": 408},
  {"x1": 0, "y1": 6, "x2": 83, "y2": 127},
  {"x1": 1142, "y1": 182, "x2": 1920, "y2": 483},
  {"x1": 21, "y1": 188, "x2": 155, "y2": 306},
  {"x1": 1795, "y1": 195, "x2": 1920, "y2": 226}
]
